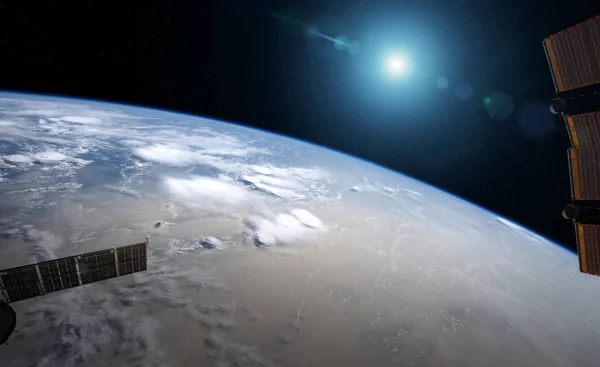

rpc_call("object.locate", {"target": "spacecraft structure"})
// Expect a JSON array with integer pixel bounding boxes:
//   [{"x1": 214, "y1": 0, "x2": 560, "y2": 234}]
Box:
[
  {"x1": 0, "y1": 237, "x2": 149, "y2": 345},
  {"x1": 544, "y1": 15, "x2": 600, "y2": 276}
]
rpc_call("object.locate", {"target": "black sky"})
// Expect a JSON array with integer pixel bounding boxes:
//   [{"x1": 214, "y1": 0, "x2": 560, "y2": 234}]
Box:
[{"x1": 1, "y1": 1, "x2": 599, "y2": 251}]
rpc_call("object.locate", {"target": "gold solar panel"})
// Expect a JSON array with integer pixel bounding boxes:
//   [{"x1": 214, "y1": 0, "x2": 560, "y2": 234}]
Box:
[
  {"x1": 566, "y1": 111, "x2": 600, "y2": 147},
  {"x1": 568, "y1": 146, "x2": 600, "y2": 200},
  {"x1": 575, "y1": 223, "x2": 600, "y2": 275},
  {"x1": 543, "y1": 15, "x2": 600, "y2": 93},
  {"x1": 545, "y1": 15, "x2": 600, "y2": 276},
  {"x1": 0, "y1": 238, "x2": 149, "y2": 303}
]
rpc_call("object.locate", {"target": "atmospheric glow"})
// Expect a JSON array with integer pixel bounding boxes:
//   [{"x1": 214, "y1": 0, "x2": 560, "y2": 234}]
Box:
[{"x1": 385, "y1": 54, "x2": 410, "y2": 77}]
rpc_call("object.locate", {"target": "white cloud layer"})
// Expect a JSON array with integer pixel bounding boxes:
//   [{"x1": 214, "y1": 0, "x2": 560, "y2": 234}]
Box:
[
  {"x1": 161, "y1": 176, "x2": 271, "y2": 217},
  {"x1": 2, "y1": 154, "x2": 34, "y2": 165},
  {"x1": 134, "y1": 145, "x2": 198, "y2": 166},
  {"x1": 161, "y1": 174, "x2": 327, "y2": 246},
  {"x1": 244, "y1": 208, "x2": 325, "y2": 247},
  {"x1": 60, "y1": 115, "x2": 103, "y2": 124}
]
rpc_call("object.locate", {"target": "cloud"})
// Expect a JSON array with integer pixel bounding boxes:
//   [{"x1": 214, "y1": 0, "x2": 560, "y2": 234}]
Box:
[
  {"x1": 133, "y1": 144, "x2": 251, "y2": 173},
  {"x1": 244, "y1": 209, "x2": 326, "y2": 247},
  {"x1": 162, "y1": 174, "x2": 327, "y2": 246},
  {"x1": 291, "y1": 209, "x2": 324, "y2": 228},
  {"x1": 239, "y1": 167, "x2": 330, "y2": 202},
  {"x1": 22, "y1": 226, "x2": 62, "y2": 261},
  {"x1": 10, "y1": 259, "x2": 228, "y2": 367},
  {"x1": 162, "y1": 237, "x2": 225, "y2": 255},
  {"x1": 162, "y1": 176, "x2": 267, "y2": 216},
  {"x1": 0, "y1": 97, "x2": 335, "y2": 211},
  {"x1": 200, "y1": 236, "x2": 223, "y2": 249},
  {"x1": 17, "y1": 291, "x2": 165, "y2": 367},
  {"x1": 1, "y1": 151, "x2": 76, "y2": 167},
  {"x1": 164, "y1": 176, "x2": 250, "y2": 204},
  {"x1": 134, "y1": 145, "x2": 197, "y2": 166},
  {"x1": 2, "y1": 154, "x2": 34, "y2": 165},
  {"x1": 0, "y1": 119, "x2": 17, "y2": 127},
  {"x1": 59, "y1": 115, "x2": 103, "y2": 124},
  {"x1": 104, "y1": 185, "x2": 141, "y2": 198},
  {"x1": 32, "y1": 151, "x2": 69, "y2": 163},
  {"x1": 402, "y1": 188, "x2": 423, "y2": 199},
  {"x1": 120, "y1": 139, "x2": 145, "y2": 147},
  {"x1": 496, "y1": 217, "x2": 547, "y2": 245},
  {"x1": 241, "y1": 175, "x2": 305, "y2": 200},
  {"x1": 249, "y1": 165, "x2": 274, "y2": 175},
  {"x1": 241, "y1": 174, "x2": 303, "y2": 190}
]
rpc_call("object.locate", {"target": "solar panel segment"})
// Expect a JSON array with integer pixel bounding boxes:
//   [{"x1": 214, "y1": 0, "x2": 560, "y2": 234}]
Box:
[
  {"x1": 576, "y1": 223, "x2": 600, "y2": 275},
  {"x1": 566, "y1": 111, "x2": 600, "y2": 147},
  {"x1": 568, "y1": 146, "x2": 600, "y2": 201},
  {"x1": 0, "y1": 265, "x2": 42, "y2": 303},
  {"x1": 117, "y1": 241, "x2": 147, "y2": 276},
  {"x1": 544, "y1": 15, "x2": 600, "y2": 93},
  {"x1": 77, "y1": 249, "x2": 118, "y2": 285},
  {"x1": 0, "y1": 239, "x2": 148, "y2": 303},
  {"x1": 37, "y1": 257, "x2": 80, "y2": 293}
]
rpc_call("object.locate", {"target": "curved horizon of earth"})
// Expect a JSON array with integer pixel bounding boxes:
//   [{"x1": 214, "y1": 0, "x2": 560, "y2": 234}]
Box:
[{"x1": 0, "y1": 92, "x2": 599, "y2": 367}]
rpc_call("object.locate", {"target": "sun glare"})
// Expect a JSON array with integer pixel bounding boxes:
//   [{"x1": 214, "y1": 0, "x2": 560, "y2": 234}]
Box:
[{"x1": 386, "y1": 54, "x2": 409, "y2": 77}]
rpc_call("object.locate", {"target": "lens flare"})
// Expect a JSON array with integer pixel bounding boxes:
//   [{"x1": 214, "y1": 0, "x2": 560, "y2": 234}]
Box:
[{"x1": 386, "y1": 54, "x2": 410, "y2": 77}]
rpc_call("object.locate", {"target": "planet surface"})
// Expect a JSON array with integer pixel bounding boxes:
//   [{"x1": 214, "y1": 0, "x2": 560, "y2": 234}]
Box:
[{"x1": 0, "y1": 93, "x2": 599, "y2": 367}]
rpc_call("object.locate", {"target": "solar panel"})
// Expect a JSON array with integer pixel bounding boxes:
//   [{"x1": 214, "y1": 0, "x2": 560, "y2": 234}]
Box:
[
  {"x1": 37, "y1": 256, "x2": 80, "y2": 293},
  {"x1": 0, "y1": 238, "x2": 149, "y2": 303},
  {"x1": 543, "y1": 15, "x2": 600, "y2": 93},
  {"x1": 0, "y1": 265, "x2": 42, "y2": 303},
  {"x1": 117, "y1": 241, "x2": 147, "y2": 276},
  {"x1": 568, "y1": 146, "x2": 600, "y2": 200},
  {"x1": 575, "y1": 223, "x2": 600, "y2": 275},
  {"x1": 566, "y1": 111, "x2": 600, "y2": 147},
  {"x1": 77, "y1": 248, "x2": 118, "y2": 285},
  {"x1": 545, "y1": 16, "x2": 600, "y2": 276}
]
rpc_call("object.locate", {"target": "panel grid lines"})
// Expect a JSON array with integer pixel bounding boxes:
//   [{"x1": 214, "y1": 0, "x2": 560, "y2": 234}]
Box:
[
  {"x1": 117, "y1": 242, "x2": 147, "y2": 276},
  {"x1": 0, "y1": 265, "x2": 41, "y2": 303},
  {"x1": 578, "y1": 223, "x2": 600, "y2": 276},
  {"x1": 78, "y1": 249, "x2": 118, "y2": 285},
  {"x1": 568, "y1": 112, "x2": 600, "y2": 147},
  {"x1": 569, "y1": 146, "x2": 600, "y2": 200},
  {"x1": 37, "y1": 257, "x2": 80, "y2": 293},
  {"x1": 544, "y1": 15, "x2": 600, "y2": 92},
  {"x1": 0, "y1": 240, "x2": 148, "y2": 303}
]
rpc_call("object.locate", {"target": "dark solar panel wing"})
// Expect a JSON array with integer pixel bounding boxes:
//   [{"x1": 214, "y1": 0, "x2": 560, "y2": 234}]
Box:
[
  {"x1": 0, "y1": 265, "x2": 42, "y2": 303},
  {"x1": 543, "y1": 16, "x2": 600, "y2": 93},
  {"x1": 117, "y1": 242, "x2": 147, "y2": 276},
  {"x1": 576, "y1": 223, "x2": 600, "y2": 275},
  {"x1": 37, "y1": 256, "x2": 80, "y2": 293},
  {"x1": 77, "y1": 248, "x2": 118, "y2": 285},
  {"x1": 0, "y1": 238, "x2": 149, "y2": 303}
]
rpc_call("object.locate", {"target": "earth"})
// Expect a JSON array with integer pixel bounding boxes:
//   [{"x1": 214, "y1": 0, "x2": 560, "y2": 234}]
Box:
[{"x1": 0, "y1": 92, "x2": 599, "y2": 367}]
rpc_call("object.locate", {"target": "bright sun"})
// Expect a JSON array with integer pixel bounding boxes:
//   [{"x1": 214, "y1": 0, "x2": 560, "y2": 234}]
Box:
[{"x1": 386, "y1": 54, "x2": 409, "y2": 77}]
